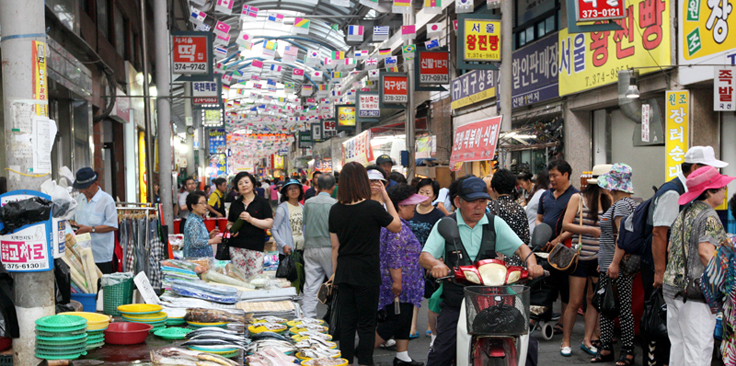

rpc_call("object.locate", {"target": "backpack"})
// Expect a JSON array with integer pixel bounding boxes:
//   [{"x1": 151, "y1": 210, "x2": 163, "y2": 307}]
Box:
[{"x1": 616, "y1": 179, "x2": 685, "y2": 255}]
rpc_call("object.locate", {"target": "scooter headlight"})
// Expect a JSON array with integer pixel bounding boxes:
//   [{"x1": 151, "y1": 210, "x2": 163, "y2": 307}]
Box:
[{"x1": 477, "y1": 263, "x2": 507, "y2": 286}]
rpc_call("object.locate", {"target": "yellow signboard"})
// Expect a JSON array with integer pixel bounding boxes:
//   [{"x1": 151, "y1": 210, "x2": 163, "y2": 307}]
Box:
[
  {"x1": 463, "y1": 19, "x2": 501, "y2": 62},
  {"x1": 558, "y1": 0, "x2": 671, "y2": 96},
  {"x1": 665, "y1": 91, "x2": 690, "y2": 181},
  {"x1": 337, "y1": 105, "x2": 356, "y2": 127},
  {"x1": 138, "y1": 131, "x2": 148, "y2": 203},
  {"x1": 681, "y1": 0, "x2": 736, "y2": 62}
]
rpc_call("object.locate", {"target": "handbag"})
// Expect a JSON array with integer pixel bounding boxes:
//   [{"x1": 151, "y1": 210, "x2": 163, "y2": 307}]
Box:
[
  {"x1": 215, "y1": 237, "x2": 230, "y2": 260},
  {"x1": 318, "y1": 280, "x2": 334, "y2": 305},
  {"x1": 617, "y1": 199, "x2": 641, "y2": 276},
  {"x1": 549, "y1": 195, "x2": 583, "y2": 273},
  {"x1": 675, "y1": 205, "x2": 705, "y2": 303}
]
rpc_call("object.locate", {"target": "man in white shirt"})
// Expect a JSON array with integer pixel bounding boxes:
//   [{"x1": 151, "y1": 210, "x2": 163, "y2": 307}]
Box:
[{"x1": 73, "y1": 167, "x2": 119, "y2": 274}]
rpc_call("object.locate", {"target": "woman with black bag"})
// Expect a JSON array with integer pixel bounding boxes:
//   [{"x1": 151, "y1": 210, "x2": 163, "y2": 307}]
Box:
[
  {"x1": 592, "y1": 164, "x2": 637, "y2": 365},
  {"x1": 663, "y1": 166, "x2": 733, "y2": 366}
]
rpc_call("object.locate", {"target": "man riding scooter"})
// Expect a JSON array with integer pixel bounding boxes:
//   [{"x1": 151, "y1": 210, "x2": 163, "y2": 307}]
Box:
[{"x1": 419, "y1": 176, "x2": 545, "y2": 366}]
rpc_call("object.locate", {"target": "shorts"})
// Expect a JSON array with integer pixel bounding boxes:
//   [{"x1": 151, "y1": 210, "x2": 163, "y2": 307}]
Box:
[
  {"x1": 570, "y1": 258, "x2": 599, "y2": 278},
  {"x1": 376, "y1": 302, "x2": 415, "y2": 341},
  {"x1": 549, "y1": 268, "x2": 570, "y2": 304}
]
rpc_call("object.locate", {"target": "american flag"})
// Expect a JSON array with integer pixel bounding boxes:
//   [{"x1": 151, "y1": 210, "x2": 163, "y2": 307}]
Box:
[
  {"x1": 242, "y1": 5, "x2": 258, "y2": 19},
  {"x1": 282, "y1": 46, "x2": 299, "y2": 62}
]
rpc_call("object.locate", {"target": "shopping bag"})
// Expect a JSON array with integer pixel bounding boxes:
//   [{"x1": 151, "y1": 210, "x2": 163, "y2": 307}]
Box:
[
  {"x1": 640, "y1": 288, "x2": 668, "y2": 343},
  {"x1": 275, "y1": 254, "x2": 298, "y2": 282},
  {"x1": 328, "y1": 287, "x2": 340, "y2": 341},
  {"x1": 600, "y1": 279, "x2": 619, "y2": 319}
]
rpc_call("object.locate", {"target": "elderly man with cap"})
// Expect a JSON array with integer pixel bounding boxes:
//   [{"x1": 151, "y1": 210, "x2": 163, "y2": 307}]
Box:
[
  {"x1": 73, "y1": 167, "x2": 119, "y2": 274},
  {"x1": 419, "y1": 176, "x2": 544, "y2": 366},
  {"x1": 376, "y1": 154, "x2": 399, "y2": 187}
]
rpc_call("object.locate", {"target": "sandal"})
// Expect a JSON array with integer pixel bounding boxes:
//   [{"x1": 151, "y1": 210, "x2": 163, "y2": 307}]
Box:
[
  {"x1": 591, "y1": 340, "x2": 601, "y2": 349},
  {"x1": 553, "y1": 323, "x2": 563, "y2": 335},
  {"x1": 616, "y1": 349, "x2": 635, "y2": 366},
  {"x1": 590, "y1": 349, "x2": 615, "y2": 363}
]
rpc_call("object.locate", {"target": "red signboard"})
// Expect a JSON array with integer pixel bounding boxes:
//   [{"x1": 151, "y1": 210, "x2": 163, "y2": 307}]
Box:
[
  {"x1": 419, "y1": 51, "x2": 450, "y2": 84},
  {"x1": 449, "y1": 116, "x2": 502, "y2": 171},
  {"x1": 575, "y1": 0, "x2": 626, "y2": 21},
  {"x1": 382, "y1": 75, "x2": 408, "y2": 103},
  {"x1": 173, "y1": 34, "x2": 209, "y2": 74}
]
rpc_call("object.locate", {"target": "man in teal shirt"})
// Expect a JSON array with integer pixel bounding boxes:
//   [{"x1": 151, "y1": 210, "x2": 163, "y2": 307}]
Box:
[{"x1": 419, "y1": 176, "x2": 543, "y2": 366}]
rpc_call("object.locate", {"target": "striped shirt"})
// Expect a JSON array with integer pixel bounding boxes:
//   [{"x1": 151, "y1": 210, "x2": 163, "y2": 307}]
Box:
[{"x1": 570, "y1": 194, "x2": 603, "y2": 261}]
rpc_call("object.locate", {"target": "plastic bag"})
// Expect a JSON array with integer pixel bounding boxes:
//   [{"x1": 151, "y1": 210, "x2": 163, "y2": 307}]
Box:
[
  {"x1": 54, "y1": 258, "x2": 71, "y2": 305},
  {"x1": 276, "y1": 254, "x2": 298, "y2": 282},
  {"x1": 641, "y1": 288, "x2": 668, "y2": 343},
  {"x1": 171, "y1": 280, "x2": 240, "y2": 304},
  {"x1": 168, "y1": 234, "x2": 184, "y2": 251},
  {"x1": 101, "y1": 272, "x2": 134, "y2": 287},
  {"x1": 263, "y1": 252, "x2": 279, "y2": 271},
  {"x1": 591, "y1": 280, "x2": 603, "y2": 313},
  {"x1": 601, "y1": 279, "x2": 619, "y2": 320},
  {"x1": 471, "y1": 304, "x2": 526, "y2": 334},
  {"x1": 184, "y1": 307, "x2": 248, "y2": 324},
  {"x1": 41, "y1": 179, "x2": 77, "y2": 220},
  {"x1": 0, "y1": 196, "x2": 52, "y2": 234},
  {"x1": 161, "y1": 259, "x2": 207, "y2": 274},
  {"x1": 185, "y1": 257, "x2": 214, "y2": 273}
]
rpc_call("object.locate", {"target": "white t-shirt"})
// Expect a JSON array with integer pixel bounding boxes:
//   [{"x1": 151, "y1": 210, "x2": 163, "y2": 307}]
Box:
[
  {"x1": 179, "y1": 191, "x2": 190, "y2": 219},
  {"x1": 433, "y1": 187, "x2": 452, "y2": 210},
  {"x1": 526, "y1": 189, "x2": 546, "y2": 233}
]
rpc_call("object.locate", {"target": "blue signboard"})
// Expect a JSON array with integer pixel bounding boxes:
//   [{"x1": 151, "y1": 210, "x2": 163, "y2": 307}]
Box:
[
  {"x1": 512, "y1": 34, "x2": 559, "y2": 108},
  {"x1": 0, "y1": 190, "x2": 54, "y2": 272},
  {"x1": 451, "y1": 69, "x2": 498, "y2": 110},
  {"x1": 208, "y1": 128, "x2": 226, "y2": 154}
]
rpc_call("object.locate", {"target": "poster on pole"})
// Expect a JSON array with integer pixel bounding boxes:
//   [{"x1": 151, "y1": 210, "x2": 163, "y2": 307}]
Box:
[
  {"x1": 665, "y1": 91, "x2": 690, "y2": 181},
  {"x1": 0, "y1": 191, "x2": 54, "y2": 272},
  {"x1": 342, "y1": 130, "x2": 375, "y2": 165},
  {"x1": 449, "y1": 116, "x2": 502, "y2": 171}
]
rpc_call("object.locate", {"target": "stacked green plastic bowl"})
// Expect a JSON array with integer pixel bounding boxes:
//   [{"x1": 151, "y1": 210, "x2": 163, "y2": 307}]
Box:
[
  {"x1": 122, "y1": 311, "x2": 168, "y2": 332},
  {"x1": 35, "y1": 315, "x2": 88, "y2": 360}
]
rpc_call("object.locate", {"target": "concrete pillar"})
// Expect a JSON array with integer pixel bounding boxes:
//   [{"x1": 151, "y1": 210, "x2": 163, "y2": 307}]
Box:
[
  {"x1": 0, "y1": 0, "x2": 56, "y2": 364},
  {"x1": 154, "y1": 0, "x2": 174, "y2": 225},
  {"x1": 404, "y1": 12, "x2": 416, "y2": 180},
  {"x1": 689, "y1": 88, "x2": 720, "y2": 151},
  {"x1": 500, "y1": 0, "x2": 513, "y2": 132},
  {"x1": 563, "y1": 106, "x2": 592, "y2": 189}
]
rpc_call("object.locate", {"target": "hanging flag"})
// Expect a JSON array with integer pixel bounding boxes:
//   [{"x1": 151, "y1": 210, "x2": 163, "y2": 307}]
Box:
[
  {"x1": 267, "y1": 79, "x2": 277, "y2": 87},
  {"x1": 190, "y1": 7, "x2": 207, "y2": 24},
  {"x1": 365, "y1": 58, "x2": 378, "y2": 69},
  {"x1": 342, "y1": 58, "x2": 357, "y2": 69},
  {"x1": 293, "y1": 68, "x2": 305, "y2": 80},
  {"x1": 215, "y1": 0, "x2": 234, "y2": 14},
  {"x1": 456, "y1": 0, "x2": 472, "y2": 13},
  {"x1": 317, "y1": 84, "x2": 328, "y2": 93},
  {"x1": 347, "y1": 25, "x2": 364, "y2": 42},
  {"x1": 378, "y1": 48, "x2": 391, "y2": 59},
  {"x1": 251, "y1": 60, "x2": 264, "y2": 69},
  {"x1": 254, "y1": 83, "x2": 262, "y2": 89},
  {"x1": 285, "y1": 82, "x2": 295, "y2": 92},
  {"x1": 331, "y1": 90, "x2": 341, "y2": 98},
  {"x1": 214, "y1": 33, "x2": 231, "y2": 46},
  {"x1": 373, "y1": 26, "x2": 390, "y2": 41},
  {"x1": 427, "y1": 22, "x2": 443, "y2": 36},
  {"x1": 236, "y1": 32, "x2": 253, "y2": 49},
  {"x1": 302, "y1": 84, "x2": 313, "y2": 96},
  {"x1": 214, "y1": 46, "x2": 229, "y2": 58},
  {"x1": 424, "y1": 0, "x2": 442, "y2": 13},
  {"x1": 331, "y1": 51, "x2": 345, "y2": 60},
  {"x1": 392, "y1": 0, "x2": 412, "y2": 13},
  {"x1": 402, "y1": 44, "x2": 416, "y2": 60},
  {"x1": 424, "y1": 38, "x2": 440, "y2": 50},
  {"x1": 282, "y1": 45, "x2": 299, "y2": 63},
  {"x1": 269, "y1": 65, "x2": 282, "y2": 73},
  {"x1": 195, "y1": 22, "x2": 211, "y2": 32},
  {"x1": 241, "y1": 5, "x2": 259, "y2": 20},
  {"x1": 331, "y1": 0, "x2": 350, "y2": 6},
  {"x1": 353, "y1": 49, "x2": 369, "y2": 59},
  {"x1": 293, "y1": 17, "x2": 311, "y2": 35},
  {"x1": 311, "y1": 71, "x2": 324, "y2": 82},
  {"x1": 368, "y1": 69, "x2": 380, "y2": 81},
  {"x1": 401, "y1": 25, "x2": 416, "y2": 40},
  {"x1": 267, "y1": 13, "x2": 284, "y2": 22},
  {"x1": 222, "y1": 73, "x2": 233, "y2": 85},
  {"x1": 387, "y1": 66, "x2": 399, "y2": 72},
  {"x1": 306, "y1": 49, "x2": 320, "y2": 66},
  {"x1": 214, "y1": 21, "x2": 231, "y2": 37},
  {"x1": 331, "y1": 24, "x2": 340, "y2": 31},
  {"x1": 359, "y1": 0, "x2": 380, "y2": 9},
  {"x1": 385, "y1": 56, "x2": 398, "y2": 66},
  {"x1": 332, "y1": 71, "x2": 343, "y2": 79},
  {"x1": 262, "y1": 40, "x2": 278, "y2": 57},
  {"x1": 251, "y1": 74, "x2": 261, "y2": 81}
]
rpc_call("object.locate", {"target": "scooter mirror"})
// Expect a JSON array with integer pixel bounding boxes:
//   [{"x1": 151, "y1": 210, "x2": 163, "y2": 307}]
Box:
[
  {"x1": 531, "y1": 223, "x2": 553, "y2": 251},
  {"x1": 438, "y1": 217, "x2": 462, "y2": 243}
]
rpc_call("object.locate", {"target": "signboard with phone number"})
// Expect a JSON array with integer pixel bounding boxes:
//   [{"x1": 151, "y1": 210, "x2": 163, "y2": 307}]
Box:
[
  {"x1": 0, "y1": 191, "x2": 54, "y2": 272},
  {"x1": 575, "y1": 0, "x2": 626, "y2": 21}
]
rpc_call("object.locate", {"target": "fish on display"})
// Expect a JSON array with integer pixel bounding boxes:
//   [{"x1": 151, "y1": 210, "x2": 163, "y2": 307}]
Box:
[
  {"x1": 181, "y1": 339, "x2": 248, "y2": 350},
  {"x1": 250, "y1": 331, "x2": 291, "y2": 342},
  {"x1": 151, "y1": 347, "x2": 238, "y2": 366},
  {"x1": 187, "y1": 327, "x2": 240, "y2": 336},
  {"x1": 188, "y1": 332, "x2": 248, "y2": 344},
  {"x1": 246, "y1": 340, "x2": 298, "y2": 354}
]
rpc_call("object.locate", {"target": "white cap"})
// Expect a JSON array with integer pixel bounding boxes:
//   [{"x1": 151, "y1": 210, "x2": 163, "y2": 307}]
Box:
[
  {"x1": 367, "y1": 169, "x2": 386, "y2": 181},
  {"x1": 684, "y1": 146, "x2": 728, "y2": 168}
]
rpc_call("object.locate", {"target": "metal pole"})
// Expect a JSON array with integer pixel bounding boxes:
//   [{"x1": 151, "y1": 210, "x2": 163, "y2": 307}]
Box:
[
  {"x1": 185, "y1": 84, "x2": 195, "y2": 177},
  {"x1": 404, "y1": 12, "x2": 416, "y2": 180},
  {"x1": 0, "y1": 1, "x2": 56, "y2": 364},
  {"x1": 154, "y1": 0, "x2": 174, "y2": 226},
  {"x1": 500, "y1": 0, "x2": 513, "y2": 132},
  {"x1": 140, "y1": 0, "x2": 155, "y2": 204}
]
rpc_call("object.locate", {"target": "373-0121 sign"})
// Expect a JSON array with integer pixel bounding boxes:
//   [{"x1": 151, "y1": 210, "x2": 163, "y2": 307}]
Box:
[
  {"x1": 383, "y1": 75, "x2": 408, "y2": 103},
  {"x1": 419, "y1": 52, "x2": 450, "y2": 84},
  {"x1": 173, "y1": 34, "x2": 209, "y2": 74},
  {"x1": 575, "y1": 0, "x2": 626, "y2": 21}
]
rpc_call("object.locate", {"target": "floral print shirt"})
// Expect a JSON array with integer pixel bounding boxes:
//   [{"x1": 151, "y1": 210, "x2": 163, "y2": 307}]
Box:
[
  {"x1": 378, "y1": 219, "x2": 425, "y2": 309},
  {"x1": 183, "y1": 214, "x2": 212, "y2": 258},
  {"x1": 663, "y1": 200, "x2": 727, "y2": 300}
]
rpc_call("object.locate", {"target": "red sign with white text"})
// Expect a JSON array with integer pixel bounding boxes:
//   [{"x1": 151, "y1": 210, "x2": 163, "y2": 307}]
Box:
[
  {"x1": 449, "y1": 116, "x2": 502, "y2": 171},
  {"x1": 419, "y1": 52, "x2": 450, "y2": 84},
  {"x1": 173, "y1": 34, "x2": 209, "y2": 74},
  {"x1": 575, "y1": 0, "x2": 626, "y2": 22},
  {"x1": 383, "y1": 75, "x2": 408, "y2": 103}
]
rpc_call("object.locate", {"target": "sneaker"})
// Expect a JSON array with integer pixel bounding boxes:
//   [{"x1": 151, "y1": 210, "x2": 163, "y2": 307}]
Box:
[{"x1": 380, "y1": 339, "x2": 397, "y2": 348}]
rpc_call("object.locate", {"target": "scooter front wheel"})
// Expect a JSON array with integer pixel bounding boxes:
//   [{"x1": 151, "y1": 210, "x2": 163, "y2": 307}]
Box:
[{"x1": 541, "y1": 323, "x2": 554, "y2": 341}]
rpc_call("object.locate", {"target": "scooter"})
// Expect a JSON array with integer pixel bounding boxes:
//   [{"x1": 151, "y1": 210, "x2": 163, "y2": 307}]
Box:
[{"x1": 436, "y1": 220, "x2": 551, "y2": 366}]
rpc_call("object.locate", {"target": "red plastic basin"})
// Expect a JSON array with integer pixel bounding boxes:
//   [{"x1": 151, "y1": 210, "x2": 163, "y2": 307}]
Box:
[
  {"x1": 103, "y1": 322, "x2": 153, "y2": 345},
  {"x1": 0, "y1": 337, "x2": 11, "y2": 351}
]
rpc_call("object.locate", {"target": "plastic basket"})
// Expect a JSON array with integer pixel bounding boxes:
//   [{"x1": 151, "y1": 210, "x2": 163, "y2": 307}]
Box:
[
  {"x1": 463, "y1": 285, "x2": 530, "y2": 336},
  {"x1": 102, "y1": 278, "x2": 134, "y2": 317}
]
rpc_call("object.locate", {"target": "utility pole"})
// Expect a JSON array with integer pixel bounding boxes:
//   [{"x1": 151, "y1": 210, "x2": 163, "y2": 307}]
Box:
[
  {"x1": 185, "y1": 84, "x2": 195, "y2": 178},
  {"x1": 499, "y1": 0, "x2": 513, "y2": 132},
  {"x1": 0, "y1": 0, "x2": 56, "y2": 365},
  {"x1": 404, "y1": 12, "x2": 416, "y2": 180},
  {"x1": 140, "y1": 0, "x2": 155, "y2": 204},
  {"x1": 154, "y1": 0, "x2": 174, "y2": 226}
]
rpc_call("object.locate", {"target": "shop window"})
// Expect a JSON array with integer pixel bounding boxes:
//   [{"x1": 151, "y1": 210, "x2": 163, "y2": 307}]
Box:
[
  {"x1": 514, "y1": 5, "x2": 559, "y2": 50},
  {"x1": 96, "y1": 0, "x2": 109, "y2": 41}
]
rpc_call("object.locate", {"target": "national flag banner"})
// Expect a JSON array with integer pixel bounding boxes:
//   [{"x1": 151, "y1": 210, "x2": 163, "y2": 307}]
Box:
[
  {"x1": 392, "y1": 0, "x2": 412, "y2": 13},
  {"x1": 456, "y1": 0, "x2": 472, "y2": 13},
  {"x1": 331, "y1": 0, "x2": 350, "y2": 6},
  {"x1": 190, "y1": 7, "x2": 207, "y2": 23},
  {"x1": 214, "y1": 21, "x2": 231, "y2": 37},
  {"x1": 424, "y1": 38, "x2": 440, "y2": 50},
  {"x1": 373, "y1": 26, "x2": 390, "y2": 41},
  {"x1": 368, "y1": 69, "x2": 380, "y2": 80},
  {"x1": 365, "y1": 58, "x2": 378, "y2": 69},
  {"x1": 331, "y1": 24, "x2": 340, "y2": 31},
  {"x1": 453, "y1": 20, "x2": 458, "y2": 32},
  {"x1": 215, "y1": 0, "x2": 234, "y2": 14},
  {"x1": 366, "y1": 80, "x2": 375, "y2": 86},
  {"x1": 332, "y1": 71, "x2": 343, "y2": 79},
  {"x1": 269, "y1": 65, "x2": 282, "y2": 73},
  {"x1": 195, "y1": 22, "x2": 211, "y2": 32},
  {"x1": 347, "y1": 25, "x2": 364, "y2": 42},
  {"x1": 222, "y1": 73, "x2": 233, "y2": 85},
  {"x1": 241, "y1": 5, "x2": 259, "y2": 20},
  {"x1": 359, "y1": 0, "x2": 380, "y2": 10},
  {"x1": 214, "y1": 46, "x2": 229, "y2": 59},
  {"x1": 251, "y1": 60, "x2": 264, "y2": 69},
  {"x1": 311, "y1": 71, "x2": 324, "y2": 82},
  {"x1": 262, "y1": 40, "x2": 278, "y2": 57},
  {"x1": 267, "y1": 79, "x2": 277, "y2": 87},
  {"x1": 353, "y1": 49, "x2": 369, "y2": 59},
  {"x1": 285, "y1": 82, "x2": 295, "y2": 92},
  {"x1": 293, "y1": 68, "x2": 305, "y2": 80},
  {"x1": 233, "y1": 69, "x2": 243, "y2": 78},
  {"x1": 324, "y1": 57, "x2": 338, "y2": 68},
  {"x1": 236, "y1": 32, "x2": 253, "y2": 48},
  {"x1": 282, "y1": 45, "x2": 299, "y2": 63},
  {"x1": 251, "y1": 74, "x2": 261, "y2": 81},
  {"x1": 331, "y1": 51, "x2": 345, "y2": 60},
  {"x1": 388, "y1": 66, "x2": 399, "y2": 72},
  {"x1": 214, "y1": 33, "x2": 230, "y2": 46},
  {"x1": 254, "y1": 83, "x2": 262, "y2": 89},
  {"x1": 401, "y1": 25, "x2": 416, "y2": 40},
  {"x1": 306, "y1": 49, "x2": 320, "y2": 66},
  {"x1": 331, "y1": 90, "x2": 341, "y2": 98},
  {"x1": 267, "y1": 13, "x2": 284, "y2": 22},
  {"x1": 424, "y1": 0, "x2": 442, "y2": 13},
  {"x1": 301, "y1": 84, "x2": 313, "y2": 96},
  {"x1": 385, "y1": 56, "x2": 398, "y2": 66},
  {"x1": 293, "y1": 17, "x2": 311, "y2": 35},
  {"x1": 307, "y1": 98, "x2": 316, "y2": 104},
  {"x1": 427, "y1": 22, "x2": 443, "y2": 36},
  {"x1": 378, "y1": 48, "x2": 391, "y2": 59},
  {"x1": 402, "y1": 44, "x2": 416, "y2": 56},
  {"x1": 318, "y1": 84, "x2": 328, "y2": 93}
]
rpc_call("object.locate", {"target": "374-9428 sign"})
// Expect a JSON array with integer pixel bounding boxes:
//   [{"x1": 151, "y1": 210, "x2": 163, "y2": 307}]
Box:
[
  {"x1": 575, "y1": 0, "x2": 626, "y2": 21},
  {"x1": 419, "y1": 52, "x2": 450, "y2": 84},
  {"x1": 173, "y1": 34, "x2": 209, "y2": 74},
  {"x1": 383, "y1": 75, "x2": 408, "y2": 103}
]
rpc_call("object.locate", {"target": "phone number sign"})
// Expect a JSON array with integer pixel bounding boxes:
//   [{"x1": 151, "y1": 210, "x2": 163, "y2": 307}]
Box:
[
  {"x1": 575, "y1": 0, "x2": 626, "y2": 21},
  {"x1": 419, "y1": 52, "x2": 450, "y2": 84},
  {"x1": 463, "y1": 19, "x2": 501, "y2": 62},
  {"x1": 0, "y1": 191, "x2": 54, "y2": 272},
  {"x1": 382, "y1": 75, "x2": 408, "y2": 103},
  {"x1": 173, "y1": 34, "x2": 210, "y2": 74}
]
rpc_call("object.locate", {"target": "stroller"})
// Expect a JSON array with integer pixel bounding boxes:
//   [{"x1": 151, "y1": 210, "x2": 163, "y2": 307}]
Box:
[{"x1": 527, "y1": 224, "x2": 557, "y2": 340}]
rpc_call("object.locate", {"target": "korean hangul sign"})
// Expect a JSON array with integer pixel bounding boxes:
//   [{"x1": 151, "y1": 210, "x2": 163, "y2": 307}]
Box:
[
  {"x1": 342, "y1": 130, "x2": 375, "y2": 165},
  {"x1": 665, "y1": 91, "x2": 690, "y2": 181},
  {"x1": 208, "y1": 128, "x2": 226, "y2": 154},
  {"x1": 32, "y1": 41, "x2": 48, "y2": 117},
  {"x1": 192, "y1": 81, "x2": 219, "y2": 104},
  {"x1": 209, "y1": 153, "x2": 227, "y2": 179},
  {"x1": 382, "y1": 75, "x2": 408, "y2": 103},
  {"x1": 463, "y1": 19, "x2": 501, "y2": 61},
  {"x1": 172, "y1": 33, "x2": 210, "y2": 74},
  {"x1": 324, "y1": 119, "x2": 336, "y2": 132},
  {"x1": 0, "y1": 191, "x2": 54, "y2": 272},
  {"x1": 336, "y1": 105, "x2": 356, "y2": 128},
  {"x1": 449, "y1": 116, "x2": 503, "y2": 171},
  {"x1": 558, "y1": 0, "x2": 671, "y2": 96},
  {"x1": 358, "y1": 93, "x2": 380, "y2": 117},
  {"x1": 512, "y1": 34, "x2": 558, "y2": 108},
  {"x1": 714, "y1": 67, "x2": 736, "y2": 111},
  {"x1": 679, "y1": 0, "x2": 736, "y2": 85},
  {"x1": 451, "y1": 69, "x2": 497, "y2": 110},
  {"x1": 419, "y1": 51, "x2": 450, "y2": 84},
  {"x1": 575, "y1": 0, "x2": 626, "y2": 21}
]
